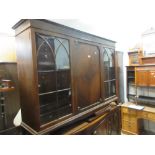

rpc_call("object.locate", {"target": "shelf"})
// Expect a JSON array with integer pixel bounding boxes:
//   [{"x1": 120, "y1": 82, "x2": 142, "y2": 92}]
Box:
[
  {"x1": 40, "y1": 105, "x2": 72, "y2": 125},
  {"x1": 128, "y1": 83, "x2": 135, "y2": 86},
  {"x1": 38, "y1": 70, "x2": 55, "y2": 73},
  {"x1": 40, "y1": 102, "x2": 71, "y2": 115},
  {"x1": 104, "y1": 79, "x2": 116, "y2": 82},
  {"x1": 136, "y1": 85, "x2": 155, "y2": 88},
  {"x1": 38, "y1": 69, "x2": 70, "y2": 73},
  {"x1": 0, "y1": 87, "x2": 15, "y2": 93},
  {"x1": 127, "y1": 94, "x2": 136, "y2": 97},
  {"x1": 137, "y1": 96, "x2": 155, "y2": 105},
  {"x1": 127, "y1": 76, "x2": 135, "y2": 79},
  {"x1": 39, "y1": 88, "x2": 71, "y2": 96},
  {"x1": 127, "y1": 70, "x2": 135, "y2": 72},
  {"x1": 40, "y1": 104, "x2": 71, "y2": 117}
]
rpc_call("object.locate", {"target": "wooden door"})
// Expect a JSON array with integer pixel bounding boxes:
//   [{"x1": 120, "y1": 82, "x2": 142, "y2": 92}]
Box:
[
  {"x1": 135, "y1": 71, "x2": 148, "y2": 86},
  {"x1": 74, "y1": 41, "x2": 100, "y2": 110},
  {"x1": 148, "y1": 71, "x2": 155, "y2": 86}
]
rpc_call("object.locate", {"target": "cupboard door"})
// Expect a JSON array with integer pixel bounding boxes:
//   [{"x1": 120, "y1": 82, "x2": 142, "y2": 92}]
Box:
[
  {"x1": 36, "y1": 33, "x2": 72, "y2": 125},
  {"x1": 148, "y1": 71, "x2": 155, "y2": 86},
  {"x1": 75, "y1": 42, "x2": 100, "y2": 110},
  {"x1": 135, "y1": 71, "x2": 148, "y2": 86},
  {"x1": 103, "y1": 48, "x2": 116, "y2": 99}
]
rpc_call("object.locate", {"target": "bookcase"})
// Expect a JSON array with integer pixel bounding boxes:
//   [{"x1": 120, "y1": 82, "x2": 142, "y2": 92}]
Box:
[
  {"x1": 126, "y1": 66, "x2": 136, "y2": 102},
  {"x1": 135, "y1": 65, "x2": 155, "y2": 106},
  {"x1": 126, "y1": 65, "x2": 155, "y2": 106},
  {"x1": 13, "y1": 19, "x2": 118, "y2": 134}
]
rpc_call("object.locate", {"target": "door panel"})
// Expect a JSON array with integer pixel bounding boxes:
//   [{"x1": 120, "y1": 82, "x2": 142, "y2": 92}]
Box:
[
  {"x1": 36, "y1": 33, "x2": 72, "y2": 125},
  {"x1": 135, "y1": 71, "x2": 148, "y2": 86},
  {"x1": 149, "y1": 71, "x2": 155, "y2": 86},
  {"x1": 75, "y1": 42, "x2": 100, "y2": 110}
]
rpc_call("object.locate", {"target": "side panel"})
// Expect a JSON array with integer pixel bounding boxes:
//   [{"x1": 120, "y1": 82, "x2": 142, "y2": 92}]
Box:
[{"x1": 16, "y1": 28, "x2": 40, "y2": 130}]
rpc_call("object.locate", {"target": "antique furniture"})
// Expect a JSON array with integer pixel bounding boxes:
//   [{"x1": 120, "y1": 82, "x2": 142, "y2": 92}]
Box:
[
  {"x1": 116, "y1": 51, "x2": 124, "y2": 103},
  {"x1": 126, "y1": 65, "x2": 155, "y2": 105},
  {"x1": 128, "y1": 48, "x2": 143, "y2": 66},
  {"x1": 135, "y1": 65, "x2": 155, "y2": 87},
  {"x1": 135, "y1": 65, "x2": 155, "y2": 106},
  {"x1": 51, "y1": 103, "x2": 121, "y2": 135},
  {"x1": 0, "y1": 62, "x2": 20, "y2": 134},
  {"x1": 0, "y1": 80, "x2": 14, "y2": 129},
  {"x1": 126, "y1": 66, "x2": 136, "y2": 102},
  {"x1": 13, "y1": 19, "x2": 119, "y2": 134},
  {"x1": 121, "y1": 102, "x2": 155, "y2": 135},
  {"x1": 141, "y1": 56, "x2": 155, "y2": 65}
]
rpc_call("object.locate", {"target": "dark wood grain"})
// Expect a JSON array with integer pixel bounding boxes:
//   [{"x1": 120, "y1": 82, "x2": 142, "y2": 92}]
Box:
[
  {"x1": 0, "y1": 63, "x2": 20, "y2": 131},
  {"x1": 74, "y1": 41, "x2": 101, "y2": 110},
  {"x1": 13, "y1": 19, "x2": 118, "y2": 134},
  {"x1": 16, "y1": 28, "x2": 40, "y2": 131}
]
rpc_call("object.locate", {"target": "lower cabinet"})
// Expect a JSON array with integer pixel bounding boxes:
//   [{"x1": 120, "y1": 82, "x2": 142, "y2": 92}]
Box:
[
  {"x1": 50, "y1": 105, "x2": 121, "y2": 135},
  {"x1": 89, "y1": 106, "x2": 121, "y2": 135}
]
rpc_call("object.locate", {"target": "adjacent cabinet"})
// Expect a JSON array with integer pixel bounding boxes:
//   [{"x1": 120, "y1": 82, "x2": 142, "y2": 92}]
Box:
[
  {"x1": 13, "y1": 19, "x2": 118, "y2": 134},
  {"x1": 127, "y1": 65, "x2": 155, "y2": 106},
  {"x1": 135, "y1": 66, "x2": 155, "y2": 87}
]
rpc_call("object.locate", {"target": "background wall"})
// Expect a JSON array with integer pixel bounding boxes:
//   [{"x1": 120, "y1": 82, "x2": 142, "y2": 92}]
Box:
[{"x1": 0, "y1": 33, "x2": 16, "y2": 62}]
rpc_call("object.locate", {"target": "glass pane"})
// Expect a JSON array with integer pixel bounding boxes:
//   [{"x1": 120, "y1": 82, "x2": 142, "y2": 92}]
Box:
[
  {"x1": 40, "y1": 93, "x2": 57, "y2": 114},
  {"x1": 40, "y1": 92, "x2": 72, "y2": 125},
  {"x1": 103, "y1": 48, "x2": 115, "y2": 81},
  {"x1": 36, "y1": 33, "x2": 72, "y2": 125},
  {"x1": 40, "y1": 105, "x2": 72, "y2": 125},
  {"x1": 104, "y1": 81, "x2": 116, "y2": 99},
  {"x1": 103, "y1": 51, "x2": 109, "y2": 81},
  {"x1": 110, "y1": 67, "x2": 115, "y2": 80},
  {"x1": 55, "y1": 38, "x2": 70, "y2": 70},
  {"x1": 57, "y1": 70, "x2": 70, "y2": 90},
  {"x1": 38, "y1": 71, "x2": 56, "y2": 93},
  {"x1": 36, "y1": 34, "x2": 55, "y2": 71},
  {"x1": 109, "y1": 81, "x2": 116, "y2": 96},
  {"x1": 57, "y1": 90, "x2": 71, "y2": 108},
  {"x1": 104, "y1": 82, "x2": 109, "y2": 99}
]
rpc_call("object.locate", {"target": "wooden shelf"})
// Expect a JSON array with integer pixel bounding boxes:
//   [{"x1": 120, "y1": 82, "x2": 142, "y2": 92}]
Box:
[{"x1": 0, "y1": 87, "x2": 15, "y2": 93}]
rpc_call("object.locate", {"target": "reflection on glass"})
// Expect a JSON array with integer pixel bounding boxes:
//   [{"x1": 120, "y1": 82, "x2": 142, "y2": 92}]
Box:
[
  {"x1": 37, "y1": 36, "x2": 55, "y2": 71},
  {"x1": 55, "y1": 38, "x2": 70, "y2": 70}
]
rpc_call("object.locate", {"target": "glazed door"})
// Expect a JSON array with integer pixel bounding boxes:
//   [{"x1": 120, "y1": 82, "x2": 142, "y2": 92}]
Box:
[
  {"x1": 135, "y1": 71, "x2": 148, "y2": 86},
  {"x1": 102, "y1": 48, "x2": 116, "y2": 99},
  {"x1": 74, "y1": 41, "x2": 100, "y2": 110},
  {"x1": 36, "y1": 33, "x2": 72, "y2": 125},
  {"x1": 148, "y1": 71, "x2": 155, "y2": 86}
]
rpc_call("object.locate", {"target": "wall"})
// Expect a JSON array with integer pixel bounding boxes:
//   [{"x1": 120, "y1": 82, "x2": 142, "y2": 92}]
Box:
[{"x1": 0, "y1": 33, "x2": 16, "y2": 62}]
